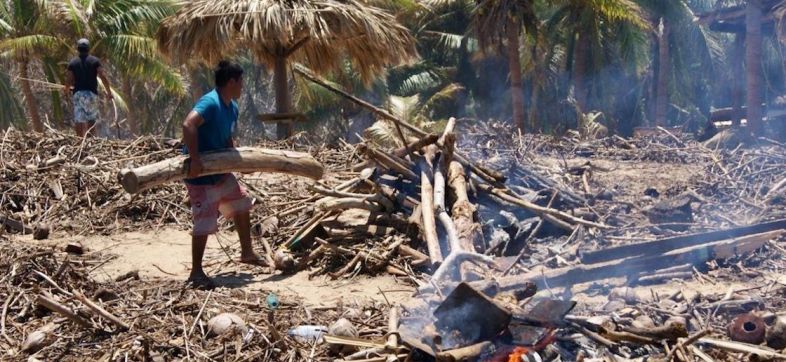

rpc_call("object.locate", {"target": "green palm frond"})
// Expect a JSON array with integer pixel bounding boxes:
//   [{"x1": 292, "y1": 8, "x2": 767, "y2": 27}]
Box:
[
  {"x1": 125, "y1": 58, "x2": 185, "y2": 95},
  {"x1": 0, "y1": 2, "x2": 13, "y2": 35},
  {"x1": 388, "y1": 93, "x2": 420, "y2": 120},
  {"x1": 590, "y1": 0, "x2": 649, "y2": 29},
  {"x1": 398, "y1": 70, "x2": 443, "y2": 95},
  {"x1": 97, "y1": 34, "x2": 158, "y2": 60},
  {"x1": 423, "y1": 30, "x2": 464, "y2": 50},
  {"x1": 35, "y1": 0, "x2": 91, "y2": 34},
  {"x1": 0, "y1": 34, "x2": 61, "y2": 57}
]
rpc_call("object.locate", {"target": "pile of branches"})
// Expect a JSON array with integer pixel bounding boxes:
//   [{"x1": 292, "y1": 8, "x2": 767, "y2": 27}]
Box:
[
  {"x1": 0, "y1": 241, "x2": 393, "y2": 360},
  {"x1": 0, "y1": 128, "x2": 353, "y2": 237}
]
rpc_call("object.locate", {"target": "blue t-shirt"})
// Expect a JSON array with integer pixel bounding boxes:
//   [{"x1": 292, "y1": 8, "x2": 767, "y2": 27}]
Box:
[{"x1": 184, "y1": 89, "x2": 238, "y2": 185}]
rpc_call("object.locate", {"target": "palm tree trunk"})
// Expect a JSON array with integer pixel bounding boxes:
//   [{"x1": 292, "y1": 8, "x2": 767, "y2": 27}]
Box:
[
  {"x1": 18, "y1": 60, "x2": 42, "y2": 132},
  {"x1": 507, "y1": 25, "x2": 525, "y2": 131},
  {"x1": 574, "y1": 32, "x2": 590, "y2": 113},
  {"x1": 274, "y1": 53, "x2": 292, "y2": 140},
  {"x1": 731, "y1": 34, "x2": 745, "y2": 127},
  {"x1": 655, "y1": 18, "x2": 670, "y2": 127},
  {"x1": 123, "y1": 78, "x2": 138, "y2": 135},
  {"x1": 746, "y1": 0, "x2": 764, "y2": 135}
]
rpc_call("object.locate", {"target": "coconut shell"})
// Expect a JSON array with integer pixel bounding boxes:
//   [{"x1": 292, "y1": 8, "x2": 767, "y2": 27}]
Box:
[
  {"x1": 274, "y1": 250, "x2": 295, "y2": 273},
  {"x1": 328, "y1": 318, "x2": 358, "y2": 354},
  {"x1": 22, "y1": 330, "x2": 51, "y2": 353},
  {"x1": 207, "y1": 313, "x2": 247, "y2": 338}
]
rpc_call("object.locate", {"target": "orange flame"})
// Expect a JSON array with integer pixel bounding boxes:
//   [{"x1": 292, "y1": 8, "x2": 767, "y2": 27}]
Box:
[{"x1": 508, "y1": 346, "x2": 530, "y2": 362}]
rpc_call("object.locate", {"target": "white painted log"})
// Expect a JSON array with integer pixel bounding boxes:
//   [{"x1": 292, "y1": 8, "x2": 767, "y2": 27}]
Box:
[{"x1": 119, "y1": 147, "x2": 324, "y2": 194}]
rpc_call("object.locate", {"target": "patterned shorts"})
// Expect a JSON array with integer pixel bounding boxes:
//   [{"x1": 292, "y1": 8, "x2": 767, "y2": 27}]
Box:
[
  {"x1": 73, "y1": 90, "x2": 99, "y2": 124},
  {"x1": 185, "y1": 174, "x2": 253, "y2": 236}
]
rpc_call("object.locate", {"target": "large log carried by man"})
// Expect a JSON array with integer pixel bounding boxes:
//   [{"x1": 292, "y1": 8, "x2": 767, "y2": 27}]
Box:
[{"x1": 119, "y1": 147, "x2": 324, "y2": 194}]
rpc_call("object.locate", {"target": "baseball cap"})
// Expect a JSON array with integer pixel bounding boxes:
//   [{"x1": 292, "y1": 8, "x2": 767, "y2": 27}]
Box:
[{"x1": 76, "y1": 38, "x2": 89, "y2": 50}]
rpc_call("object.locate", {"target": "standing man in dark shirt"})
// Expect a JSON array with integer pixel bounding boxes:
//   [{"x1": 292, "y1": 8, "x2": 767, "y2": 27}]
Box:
[{"x1": 64, "y1": 38, "x2": 113, "y2": 137}]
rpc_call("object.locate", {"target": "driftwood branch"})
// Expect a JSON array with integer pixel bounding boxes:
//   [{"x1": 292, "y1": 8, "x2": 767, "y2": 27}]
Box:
[
  {"x1": 36, "y1": 295, "x2": 93, "y2": 329},
  {"x1": 420, "y1": 145, "x2": 443, "y2": 264},
  {"x1": 119, "y1": 147, "x2": 324, "y2": 194}
]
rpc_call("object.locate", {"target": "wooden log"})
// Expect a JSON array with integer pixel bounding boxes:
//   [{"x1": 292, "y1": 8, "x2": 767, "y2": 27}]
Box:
[
  {"x1": 315, "y1": 197, "x2": 384, "y2": 213},
  {"x1": 434, "y1": 134, "x2": 460, "y2": 253},
  {"x1": 582, "y1": 218, "x2": 786, "y2": 264},
  {"x1": 357, "y1": 144, "x2": 418, "y2": 181},
  {"x1": 36, "y1": 295, "x2": 93, "y2": 329},
  {"x1": 494, "y1": 230, "x2": 783, "y2": 291},
  {"x1": 351, "y1": 134, "x2": 439, "y2": 172},
  {"x1": 73, "y1": 292, "x2": 129, "y2": 331},
  {"x1": 435, "y1": 341, "x2": 492, "y2": 362},
  {"x1": 385, "y1": 306, "x2": 399, "y2": 351},
  {"x1": 448, "y1": 161, "x2": 480, "y2": 252},
  {"x1": 477, "y1": 184, "x2": 594, "y2": 231},
  {"x1": 420, "y1": 145, "x2": 443, "y2": 264},
  {"x1": 697, "y1": 337, "x2": 786, "y2": 359},
  {"x1": 119, "y1": 147, "x2": 324, "y2": 194},
  {"x1": 293, "y1": 65, "x2": 506, "y2": 184}
]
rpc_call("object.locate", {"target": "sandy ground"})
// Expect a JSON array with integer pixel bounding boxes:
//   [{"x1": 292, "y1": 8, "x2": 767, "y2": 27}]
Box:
[{"x1": 14, "y1": 229, "x2": 415, "y2": 307}]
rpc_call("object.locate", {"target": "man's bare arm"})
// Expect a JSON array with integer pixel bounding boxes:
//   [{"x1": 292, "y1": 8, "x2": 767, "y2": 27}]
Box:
[
  {"x1": 97, "y1": 66, "x2": 113, "y2": 99},
  {"x1": 183, "y1": 111, "x2": 205, "y2": 178}
]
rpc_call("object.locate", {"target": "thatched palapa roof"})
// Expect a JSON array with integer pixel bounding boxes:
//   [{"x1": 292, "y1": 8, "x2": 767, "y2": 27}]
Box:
[{"x1": 156, "y1": 0, "x2": 418, "y2": 82}]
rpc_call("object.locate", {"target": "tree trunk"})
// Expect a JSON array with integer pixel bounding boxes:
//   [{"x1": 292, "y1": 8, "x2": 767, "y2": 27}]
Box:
[
  {"x1": 746, "y1": 0, "x2": 764, "y2": 135},
  {"x1": 655, "y1": 18, "x2": 670, "y2": 127},
  {"x1": 573, "y1": 32, "x2": 590, "y2": 113},
  {"x1": 507, "y1": 24, "x2": 525, "y2": 131},
  {"x1": 19, "y1": 60, "x2": 42, "y2": 132},
  {"x1": 731, "y1": 34, "x2": 745, "y2": 127},
  {"x1": 122, "y1": 78, "x2": 137, "y2": 135},
  {"x1": 274, "y1": 53, "x2": 292, "y2": 140}
]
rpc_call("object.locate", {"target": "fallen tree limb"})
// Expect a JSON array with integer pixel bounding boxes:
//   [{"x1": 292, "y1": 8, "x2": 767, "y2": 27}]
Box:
[
  {"x1": 73, "y1": 292, "x2": 129, "y2": 331},
  {"x1": 494, "y1": 229, "x2": 783, "y2": 291},
  {"x1": 36, "y1": 295, "x2": 93, "y2": 329},
  {"x1": 119, "y1": 147, "x2": 324, "y2": 194},
  {"x1": 581, "y1": 218, "x2": 786, "y2": 264},
  {"x1": 293, "y1": 65, "x2": 506, "y2": 185},
  {"x1": 351, "y1": 134, "x2": 439, "y2": 172},
  {"x1": 357, "y1": 144, "x2": 418, "y2": 181},
  {"x1": 315, "y1": 197, "x2": 384, "y2": 213},
  {"x1": 420, "y1": 145, "x2": 443, "y2": 264},
  {"x1": 477, "y1": 183, "x2": 606, "y2": 230},
  {"x1": 697, "y1": 337, "x2": 786, "y2": 359}
]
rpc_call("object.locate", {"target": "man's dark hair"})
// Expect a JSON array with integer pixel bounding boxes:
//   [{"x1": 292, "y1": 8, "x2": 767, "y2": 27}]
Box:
[{"x1": 214, "y1": 61, "x2": 244, "y2": 88}]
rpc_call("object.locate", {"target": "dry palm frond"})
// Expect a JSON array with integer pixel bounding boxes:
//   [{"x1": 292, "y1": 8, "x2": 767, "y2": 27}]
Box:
[{"x1": 156, "y1": 0, "x2": 418, "y2": 84}]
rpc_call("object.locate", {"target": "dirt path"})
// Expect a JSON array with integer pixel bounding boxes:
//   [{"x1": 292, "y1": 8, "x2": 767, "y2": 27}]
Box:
[{"x1": 14, "y1": 228, "x2": 414, "y2": 307}]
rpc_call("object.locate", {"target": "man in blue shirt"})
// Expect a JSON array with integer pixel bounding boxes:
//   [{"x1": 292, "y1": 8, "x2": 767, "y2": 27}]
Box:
[{"x1": 182, "y1": 61, "x2": 264, "y2": 289}]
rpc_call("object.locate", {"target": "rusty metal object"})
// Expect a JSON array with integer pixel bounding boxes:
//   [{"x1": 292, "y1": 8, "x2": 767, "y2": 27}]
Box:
[{"x1": 728, "y1": 313, "x2": 766, "y2": 344}]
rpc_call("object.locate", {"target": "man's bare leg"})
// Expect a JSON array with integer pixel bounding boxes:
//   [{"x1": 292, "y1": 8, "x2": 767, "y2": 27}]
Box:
[
  {"x1": 74, "y1": 123, "x2": 84, "y2": 137},
  {"x1": 87, "y1": 120, "x2": 96, "y2": 137},
  {"x1": 187, "y1": 234, "x2": 213, "y2": 288},
  {"x1": 235, "y1": 211, "x2": 264, "y2": 264}
]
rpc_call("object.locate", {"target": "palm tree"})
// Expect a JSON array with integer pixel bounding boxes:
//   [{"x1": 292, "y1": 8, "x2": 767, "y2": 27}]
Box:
[
  {"x1": 472, "y1": 0, "x2": 537, "y2": 131},
  {"x1": 746, "y1": 0, "x2": 764, "y2": 135},
  {"x1": 640, "y1": 0, "x2": 722, "y2": 127},
  {"x1": 547, "y1": 0, "x2": 649, "y2": 113},
  {"x1": 0, "y1": 0, "x2": 63, "y2": 132},
  {"x1": 157, "y1": 0, "x2": 418, "y2": 140}
]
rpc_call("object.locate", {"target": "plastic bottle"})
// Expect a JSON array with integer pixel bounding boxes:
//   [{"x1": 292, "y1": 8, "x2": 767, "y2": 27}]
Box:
[
  {"x1": 266, "y1": 292, "x2": 279, "y2": 310},
  {"x1": 287, "y1": 325, "x2": 328, "y2": 341}
]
